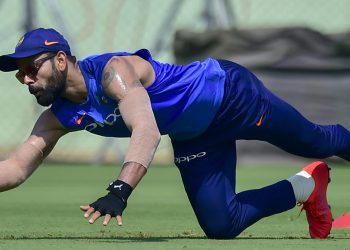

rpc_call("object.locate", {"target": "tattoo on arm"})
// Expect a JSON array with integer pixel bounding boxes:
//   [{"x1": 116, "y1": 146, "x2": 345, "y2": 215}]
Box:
[
  {"x1": 130, "y1": 80, "x2": 143, "y2": 88},
  {"x1": 102, "y1": 66, "x2": 129, "y2": 91},
  {"x1": 114, "y1": 71, "x2": 127, "y2": 91},
  {"x1": 102, "y1": 66, "x2": 116, "y2": 88},
  {"x1": 102, "y1": 63, "x2": 144, "y2": 101}
]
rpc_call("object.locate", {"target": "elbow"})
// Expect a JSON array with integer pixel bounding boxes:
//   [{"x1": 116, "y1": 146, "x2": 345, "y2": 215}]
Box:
[
  {"x1": 136, "y1": 122, "x2": 161, "y2": 143},
  {"x1": 155, "y1": 132, "x2": 161, "y2": 151},
  {"x1": 7, "y1": 168, "x2": 27, "y2": 190},
  {"x1": 148, "y1": 126, "x2": 161, "y2": 147},
  {"x1": 142, "y1": 125, "x2": 161, "y2": 150},
  {"x1": 6, "y1": 178, "x2": 25, "y2": 191},
  {"x1": 154, "y1": 130, "x2": 161, "y2": 144},
  {"x1": 13, "y1": 171, "x2": 27, "y2": 187},
  {"x1": 135, "y1": 123, "x2": 161, "y2": 148},
  {"x1": 157, "y1": 133, "x2": 161, "y2": 145},
  {"x1": 0, "y1": 172, "x2": 26, "y2": 192},
  {"x1": 11, "y1": 159, "x2": 30, "y2": 187},
  {"x1": 0, "y1": 160, "x2": 28, "y2": 192}
]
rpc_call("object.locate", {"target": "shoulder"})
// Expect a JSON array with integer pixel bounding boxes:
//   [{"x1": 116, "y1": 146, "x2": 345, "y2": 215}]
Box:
[
  {"x1": 81, "y1": 49, "x2": 152, "y2": 68},
  {"x1": 103, "y1": 54, "x2": 155, "y2": 87},
  {"x1": 79, "y1": 50, "x2": 153, "y2": 84},
  {"x1": 78, "y1": 52, "x2": 132, "y2": 81},
  {"x1": 103, "y1": 55, "x2": 150, "y2": 71}
]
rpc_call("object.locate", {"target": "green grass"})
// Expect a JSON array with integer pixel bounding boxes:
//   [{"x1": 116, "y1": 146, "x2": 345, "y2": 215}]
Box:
[{"x1": 1, "y1": 162, "x2": 350, "y2": 250}]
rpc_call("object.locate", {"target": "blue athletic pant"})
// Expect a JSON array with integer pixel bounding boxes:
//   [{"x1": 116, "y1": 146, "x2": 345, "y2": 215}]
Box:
[{"x1": 171, "y1": 60, "x2": 350, "y2": 239}]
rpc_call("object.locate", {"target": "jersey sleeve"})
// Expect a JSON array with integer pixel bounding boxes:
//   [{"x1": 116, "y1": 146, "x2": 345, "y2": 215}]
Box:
[{"x1": 80, "y1": 49, "x2": 153, "y2": 86}]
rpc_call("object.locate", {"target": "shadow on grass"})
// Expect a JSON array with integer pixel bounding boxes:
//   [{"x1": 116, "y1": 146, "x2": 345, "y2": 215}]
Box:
[
  {"x1": 1, "y1": 235, "x2": 350, "y2": 242},
  {"x1": 0, "y1": 235, "x2": 201, "y2": 243}
]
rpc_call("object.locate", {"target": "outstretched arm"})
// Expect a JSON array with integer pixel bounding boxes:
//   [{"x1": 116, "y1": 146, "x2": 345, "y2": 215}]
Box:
[
  {"x1": 0, "y1": 109, "x2": 68, "y2": 191},
  {"x1": 80, "y1": 55, "x2": 161, "y2": 226}
]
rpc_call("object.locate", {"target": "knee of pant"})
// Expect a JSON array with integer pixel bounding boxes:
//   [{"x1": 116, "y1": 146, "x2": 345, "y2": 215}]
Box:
[
  {"x1": 302, "y1": 124, "x2": 347, "y2": 157},
  {"x1": 202, "y1": 221, "x2": 236, "y2": 239},
  {"x1": 194, "y1": 185, "x2": 241, "y2": 239},
  {"x1": 198, "y1": 212, "x2": 244, "y2": 239},
  {"x1": 298, "y1": 133, "x2": 329, "y2": 158}
]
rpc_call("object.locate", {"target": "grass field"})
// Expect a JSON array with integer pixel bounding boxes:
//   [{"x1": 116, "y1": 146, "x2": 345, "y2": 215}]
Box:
[{"x1": 1, "y1": 162, "x2": 350, "y2": 250}]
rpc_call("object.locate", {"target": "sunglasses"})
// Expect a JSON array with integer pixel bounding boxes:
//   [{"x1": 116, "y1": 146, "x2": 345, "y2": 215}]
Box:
[{"x1": 15, "y1": 53, "x2": 56, "y2": 84}]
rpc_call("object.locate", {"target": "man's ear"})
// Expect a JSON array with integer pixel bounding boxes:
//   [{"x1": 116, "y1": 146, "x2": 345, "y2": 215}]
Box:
[{"x1": 56, "y1": 51, "x2": 68, "y2": 71}]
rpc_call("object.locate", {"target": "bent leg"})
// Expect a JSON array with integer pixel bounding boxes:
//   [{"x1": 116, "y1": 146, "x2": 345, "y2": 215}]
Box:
[
  {"x1": 241, "y1": 88, "x2": 350, "y2": 161},
  {"x1": 172, "y1": 139, "x2": 296, "y2": 239}
]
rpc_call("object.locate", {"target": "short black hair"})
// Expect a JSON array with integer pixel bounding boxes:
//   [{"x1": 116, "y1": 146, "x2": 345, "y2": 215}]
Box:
[{"x1": 66, "y1": 55, "x2": 77, "y2": 64}]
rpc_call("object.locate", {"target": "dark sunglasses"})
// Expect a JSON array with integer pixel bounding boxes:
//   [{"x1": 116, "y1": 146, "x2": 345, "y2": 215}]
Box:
[{"x1": 15, "y1": 53, "x2": 56, "y2": 84}]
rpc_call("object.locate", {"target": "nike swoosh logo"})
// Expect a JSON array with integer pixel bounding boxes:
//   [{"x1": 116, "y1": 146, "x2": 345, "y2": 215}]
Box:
[
  {"x1": 256, "y1": 113, "x2": 264, "y2": 127},
  {"x1": 44, "y1": 40, "x2": 59, "y2": 46},
  {"x1": 75, "y1": 114, "x2": 86, "y2": 125}
]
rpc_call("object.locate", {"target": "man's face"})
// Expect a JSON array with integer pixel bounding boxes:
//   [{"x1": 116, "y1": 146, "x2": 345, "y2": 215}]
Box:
[{"x1": 16, "y1": 53, "x2": 67, "y2": 106}]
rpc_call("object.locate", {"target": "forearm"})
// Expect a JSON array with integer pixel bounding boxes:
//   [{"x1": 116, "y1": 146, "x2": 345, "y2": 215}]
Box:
[
  {"x1": 119, "y1": 87, "x2": 161, "y2": 168},
  {"x1": 0, "y1": 142, "x2": 43, "y2": 191},
  {"x1": 117, "y1": 161, "x2": 147, "y2": 188},
  {"x1": 118, "y1": 124, "x2": 159, "y2": 188}
]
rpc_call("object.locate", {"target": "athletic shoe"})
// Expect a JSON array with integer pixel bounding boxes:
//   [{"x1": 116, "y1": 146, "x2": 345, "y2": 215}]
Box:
[{"x1": 300, "y1": 161, "x2": 332, "y2": 239}]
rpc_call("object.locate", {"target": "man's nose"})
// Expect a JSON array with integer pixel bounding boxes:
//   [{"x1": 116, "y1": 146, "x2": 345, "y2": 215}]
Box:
[{"x1": 23, "y1": 75, "x2": 35, "y2": 85}]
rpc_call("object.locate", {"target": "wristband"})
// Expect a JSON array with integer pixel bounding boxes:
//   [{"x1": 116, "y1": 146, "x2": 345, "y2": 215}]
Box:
[{"x1": 106, "y1": 180, "x2": 133, "y2": 203}]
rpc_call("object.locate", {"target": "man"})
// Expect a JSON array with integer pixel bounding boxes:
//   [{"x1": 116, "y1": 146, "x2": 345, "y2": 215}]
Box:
[{"x1": 0, "y1": 28, "x2": 349, "y2": 239}]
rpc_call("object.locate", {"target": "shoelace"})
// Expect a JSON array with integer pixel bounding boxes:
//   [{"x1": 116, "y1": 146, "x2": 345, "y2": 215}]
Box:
[{"x1": 297, "y1": 202, "x2": 304, "y2": 217}]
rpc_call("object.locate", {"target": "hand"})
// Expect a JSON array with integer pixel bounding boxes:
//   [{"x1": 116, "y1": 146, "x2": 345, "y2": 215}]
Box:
[
  {"x1": 80, "y1": 180, "x2": 133, "y2": 226},
  {"x1": 79, "y1": 206, "x2": 123, "y2": 226},
  {"x1": 80, "y1": 192, "x2": 126, "y2": 226}
]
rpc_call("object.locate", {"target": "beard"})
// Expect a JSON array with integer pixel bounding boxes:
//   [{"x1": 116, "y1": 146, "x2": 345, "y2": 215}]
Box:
[{"x1": 35, "y1": 65, "x2": 67, "y2": 107}]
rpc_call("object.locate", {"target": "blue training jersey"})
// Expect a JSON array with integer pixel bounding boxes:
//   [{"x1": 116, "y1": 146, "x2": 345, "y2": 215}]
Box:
[{"x1": 51, "y1": 49, "x2": 226, "y2": 140}]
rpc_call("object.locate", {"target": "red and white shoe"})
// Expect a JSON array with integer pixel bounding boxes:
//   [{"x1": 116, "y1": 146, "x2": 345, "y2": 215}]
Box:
[{"x1": 299, "y1": 161, "x2": 332, "y2": 239}]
